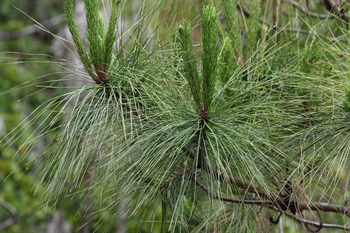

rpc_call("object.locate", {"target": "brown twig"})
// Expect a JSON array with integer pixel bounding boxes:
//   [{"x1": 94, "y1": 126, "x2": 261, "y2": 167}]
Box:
[
  {"x1": 284, "y1": 210, "x2": 349, "y2": 231},
  {"x1": 193, "y1": 176, "x2": 273, "y2": 206},
  {"x1": 321, "y1": 0, "x2": 349, "y2": 23},
  {"x1": 193, "y1": 176, "x2": 350, "y2": 231},
  {"x1": 0, "y1": 198, "x2": 17, "y2": 217},
  {"x1": 298, "y1": 202, "x2": 350, "y2": 217},
  {"x1": 0, "y1": 206, "x2": 40, "y2": 231},
  {"x1": 205, "y1": 166, "x2": 350, "y2": 217},
  {"x1": 284, "y1": 0, "x2": 329, "y2": 19}
]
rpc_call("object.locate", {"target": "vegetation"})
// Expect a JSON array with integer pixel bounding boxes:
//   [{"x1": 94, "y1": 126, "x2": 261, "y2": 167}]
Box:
[{"x1": 1, "y1": 0, "x2": 350, "y2": 232}]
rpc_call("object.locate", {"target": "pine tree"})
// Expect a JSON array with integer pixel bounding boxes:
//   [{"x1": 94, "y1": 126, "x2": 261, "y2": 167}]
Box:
[{"x1": 3, "y1": 0, "x2": 350, "y2": 232}]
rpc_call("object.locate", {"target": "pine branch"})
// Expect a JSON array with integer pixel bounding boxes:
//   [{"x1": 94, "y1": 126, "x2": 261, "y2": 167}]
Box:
[
  {"x1": 103, "y1": 0, "x2": 120, "y2": 72},
  {"x1": 63, "y1": 0, "x2": 97, "y2": 82},
  {"x1": 193, "y1": 177, "x2": 350, "y2": 231},
  {"x1": 283, "y1": 209, "x2": 350, "y2": 231},
  {"x1": 177, "y1": 21, "x2": 201, "y2": 108},
  {"x1": 197, "y1": 165, "x2": 350, "y2": 217},
  {"x1": 193, "y1": 176, "x2": 272, "y2": 206}
]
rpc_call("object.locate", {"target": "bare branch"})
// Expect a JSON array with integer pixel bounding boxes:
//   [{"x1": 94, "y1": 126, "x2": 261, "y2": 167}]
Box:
[
  {"x1": 193, "y1": 177, "x2": 350, "y2": 231},
  {"x1": 0, "y1": 211, "x2": 39, "y2": 232},
  {"x1": 0, "y1": 203, "x2": 41, "y2": 231},
  {"x1": 284, "y1": 210, "x2": 350, "y2": 231},
  {"x1": 198, "y1": 162, "x2": 350, "y2": 217},
  {"x1": 321, "y1": 0, "x2": 349, "y2": 23},
  {"x1": 0, "y1": 217, "x2": 20, "y2": 232},
  {"x1": 300, "y1": 202, "x2": 350, "y2": 217},
  {"x1": 284, "y1": 0, "x2": 329, "y2": 19},
  {"x1": 193, "y1": 176, "x2": 273, "y2": 206},
  {"x1": 0, "y1": 198, "x2": 17, "y2": 217}
]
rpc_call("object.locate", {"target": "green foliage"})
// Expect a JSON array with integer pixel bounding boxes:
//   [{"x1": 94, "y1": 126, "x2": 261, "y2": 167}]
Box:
[
  {"x1": 177, "y1": 20, "x2": 201, "y2": 109},
  {"x1": 221, "y1": 0, "x2": 242, "y2": 59},
  {"x1": 201, "y1": 3, "x2": 219, "y2": 114},
  {"x1": 2, "y1": 0, "x2": 350, "y2": 232},
  {"x1": 246, "y1": 0, "x2": 261, "y2": 56},
  {"x1": 343, "y1": 87, "x2": 350, "y2": 112},
  {"x1": 63, "y1": 0, "x2": 96, "y2": 81}
]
